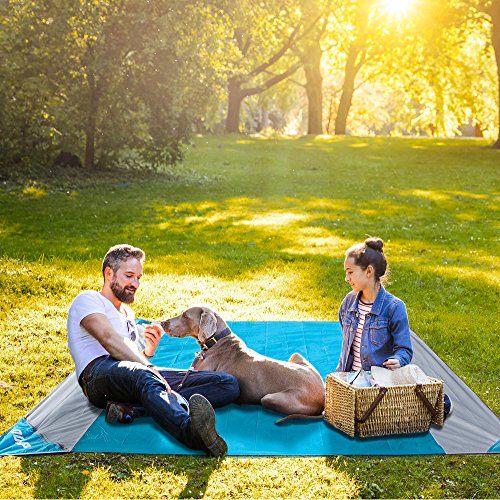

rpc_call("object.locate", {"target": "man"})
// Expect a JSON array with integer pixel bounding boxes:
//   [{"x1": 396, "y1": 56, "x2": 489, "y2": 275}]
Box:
[{"x1": 67, "y1": 244, "x2": 240, "y2": 457}]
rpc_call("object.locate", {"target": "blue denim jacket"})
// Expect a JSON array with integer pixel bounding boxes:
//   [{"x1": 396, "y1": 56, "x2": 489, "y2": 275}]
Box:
[{"x1": 336, "y1": 285, "x2": 413, "y2": 372}]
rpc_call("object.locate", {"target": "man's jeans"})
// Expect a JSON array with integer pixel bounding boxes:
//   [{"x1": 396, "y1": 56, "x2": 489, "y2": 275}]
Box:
[{"x1": 79, "y1": 356, "x2": 240, "y2": 449}]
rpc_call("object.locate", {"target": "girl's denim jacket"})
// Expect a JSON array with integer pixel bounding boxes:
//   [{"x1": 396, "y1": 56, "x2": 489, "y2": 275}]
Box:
[{"x1": 336, "y1": 285, "x2": 413, "y2": 372}]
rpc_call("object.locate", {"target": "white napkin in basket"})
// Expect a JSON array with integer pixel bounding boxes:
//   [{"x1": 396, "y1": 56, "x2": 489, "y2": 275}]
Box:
[{"x1": 371, "y1": 364, "x2": 430, "y2": 387}]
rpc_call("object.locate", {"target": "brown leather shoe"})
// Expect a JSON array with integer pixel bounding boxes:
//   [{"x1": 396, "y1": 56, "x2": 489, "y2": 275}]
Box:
[{"x1": 189, "y1": 394, "x2": 227, "y2": 457}]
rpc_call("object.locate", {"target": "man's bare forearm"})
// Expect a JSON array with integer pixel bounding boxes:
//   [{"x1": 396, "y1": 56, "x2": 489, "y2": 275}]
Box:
[{"x1": 80, "y1": 313, "x2": 148, "y2": 364}]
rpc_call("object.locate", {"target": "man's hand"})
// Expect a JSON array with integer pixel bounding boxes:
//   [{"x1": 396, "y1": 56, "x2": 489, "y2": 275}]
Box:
[
  {"x1": 80, "y1": 314, "x2": 170, "y2": 391},
  {"x1": 383, "y1": 358, "x2": 401, "y2": 370},
  {"x1": 143, "y1": 325, "x2": 162, "y2": 358}
]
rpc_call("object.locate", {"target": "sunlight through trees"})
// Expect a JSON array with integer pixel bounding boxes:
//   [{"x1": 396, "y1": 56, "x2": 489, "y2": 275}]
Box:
[{"x1": 0, "y1": 0, "x2": 498, "y2": 174}]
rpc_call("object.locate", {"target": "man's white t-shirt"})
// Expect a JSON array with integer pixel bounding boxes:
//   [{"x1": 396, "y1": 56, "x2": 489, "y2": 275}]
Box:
[{"x1": 67, "y1": 290, "x2": 139, "y2": 378}]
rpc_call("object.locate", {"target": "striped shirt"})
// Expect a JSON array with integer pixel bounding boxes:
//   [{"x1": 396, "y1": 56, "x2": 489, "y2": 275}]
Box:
[{"x1": 351, "y1": 300, "x2": 373, "y2": 371}]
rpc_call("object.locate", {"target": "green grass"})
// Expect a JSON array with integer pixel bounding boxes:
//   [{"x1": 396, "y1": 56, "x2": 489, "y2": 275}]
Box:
[{"x1": 0, "y1": 135, "x2": 499, "y2": 498}]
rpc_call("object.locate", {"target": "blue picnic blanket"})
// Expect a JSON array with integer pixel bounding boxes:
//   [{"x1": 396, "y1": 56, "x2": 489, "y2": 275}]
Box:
[
  {"x1": 74, "y1": 322, "x2": 444, "y2": 455},
  {"x1": 2, "y1": 322, "x2": 498, "y2": 456}
]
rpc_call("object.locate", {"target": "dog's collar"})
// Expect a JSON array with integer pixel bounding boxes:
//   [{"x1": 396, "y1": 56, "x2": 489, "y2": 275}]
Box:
[{"x1": 200, "y1": 327, "x2": 231, "y2": 351}]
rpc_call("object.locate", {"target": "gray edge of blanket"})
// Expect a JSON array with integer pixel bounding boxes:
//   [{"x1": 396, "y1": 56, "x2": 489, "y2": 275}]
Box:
[
  {"x1": 25, "y1": 373, "x2": 101, "y2": 451},
  {"x1": 23, "y1": 324, "x2": 149, "y2": 453},
  {"x1": 412, "y1": 331, "x2": 500, "y2": 454}
]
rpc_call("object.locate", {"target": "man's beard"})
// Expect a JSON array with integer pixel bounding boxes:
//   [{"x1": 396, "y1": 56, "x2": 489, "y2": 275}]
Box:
[{"x1": 110, "y1": 278, "x2": 136, "y2": 304}]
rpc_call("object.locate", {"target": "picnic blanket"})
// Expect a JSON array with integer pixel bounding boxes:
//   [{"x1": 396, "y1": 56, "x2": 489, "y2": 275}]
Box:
[{"x1": 1, "y1": 322, "x2": 499, "y2": 456}]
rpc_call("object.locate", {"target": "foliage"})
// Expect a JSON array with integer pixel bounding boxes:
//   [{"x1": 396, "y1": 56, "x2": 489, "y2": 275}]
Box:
[
  {"x1": 0, "y1": 0, "x2": 499, "y2": 171},
  {"x1": 320, "y1": 0, "x2": 498, "y2": 137},
  {"x1": 0, "y1": 136, "x2": 499, "y2": 498},
  {"x1": 0, "y1": 0, "x2": 226, "y2": 172},
  {"x1": 217, "y1": 0, "x2": 313, "y2": 132},
  {"x1": 377, "y1": 0, "x2": 498, "y2": 137},
  {"x1": 0, "y1": 1, "x2": 64, "y2": 170}
]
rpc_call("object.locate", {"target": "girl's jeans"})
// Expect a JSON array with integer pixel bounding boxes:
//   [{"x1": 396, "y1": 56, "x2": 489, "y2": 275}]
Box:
[{"x1": 79, "y1": 356, "x2": 240, "y2": 449}]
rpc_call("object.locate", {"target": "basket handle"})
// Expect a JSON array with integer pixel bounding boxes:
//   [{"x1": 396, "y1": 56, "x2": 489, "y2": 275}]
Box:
[
  {"x1": 355, "y1": 387, "x2": 388, "y2": 423},
  {"x1": 414, "y1": 384, "x2": 437, "y2": 418}
]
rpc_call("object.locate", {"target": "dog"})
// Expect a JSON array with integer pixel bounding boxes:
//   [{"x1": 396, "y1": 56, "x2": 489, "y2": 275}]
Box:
[{"x1": 161, "y1": 306, "x2": 325, "y2": 421}]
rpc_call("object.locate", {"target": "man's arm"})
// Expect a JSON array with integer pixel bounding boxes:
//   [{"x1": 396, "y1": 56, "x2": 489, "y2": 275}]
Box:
[
  {"x1": 81, "y1": 312, "x2": 172, "y2": 392},
  {"x1": 81, "y1": 313, "x2": 149, "y2": 364}
]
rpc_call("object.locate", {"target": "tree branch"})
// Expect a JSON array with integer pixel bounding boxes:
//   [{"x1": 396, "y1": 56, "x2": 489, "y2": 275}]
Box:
[
  {"x1": 354, "y1": 47, "x2": 367, "y2": 73},
  {"x1": 248, "y1": 11, "x2": 323, "y2": 78},
  {"x1": 242, "y1": 62, "x2": 302, "y2": 97}
]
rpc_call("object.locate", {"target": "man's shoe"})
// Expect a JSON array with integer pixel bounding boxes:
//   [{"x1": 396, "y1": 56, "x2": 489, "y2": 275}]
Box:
[
  {"x1": 189, "y1": 394, "x2": 227, "y2": 457},
  {"x1": 105, "y1": 401, "x2": 134, "y2": 424}
]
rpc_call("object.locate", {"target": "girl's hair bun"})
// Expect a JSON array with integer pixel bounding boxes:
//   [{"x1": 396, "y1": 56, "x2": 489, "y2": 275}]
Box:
[{"x1": 364, "y1": 237, "x2": 384, "y2": 252}]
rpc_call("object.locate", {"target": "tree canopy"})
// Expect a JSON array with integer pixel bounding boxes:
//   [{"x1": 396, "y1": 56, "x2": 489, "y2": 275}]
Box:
[{"x1": 0, "y1": 0, "x2": 498, "y2": 174}]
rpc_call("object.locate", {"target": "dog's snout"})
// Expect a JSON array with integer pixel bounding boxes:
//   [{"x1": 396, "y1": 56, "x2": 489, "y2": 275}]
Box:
[{"x1": 160, "y1": 320, "x2": 170, "y2": 331}]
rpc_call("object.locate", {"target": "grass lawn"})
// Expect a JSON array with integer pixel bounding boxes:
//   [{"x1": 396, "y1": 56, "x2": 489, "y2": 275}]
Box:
[{"x1": 0, "y1": 135, "x2": 498, "y2": 498}]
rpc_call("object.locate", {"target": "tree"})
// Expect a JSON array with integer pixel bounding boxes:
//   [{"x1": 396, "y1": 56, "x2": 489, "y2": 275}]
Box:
[
  {"x1": 332, "y1": 1, "x2": 368, "y2": 135},
  {"x1": 221, "y1": 2, "x2": 303, "y2": 133},
  {"x1": 420, "y1": 0, "x2": 500, "y2": 144},
  {"x1": 297, "y1": 0, "x2": 330, "y2": 134},
  {"x1": 0, "y1": 0, "x2": 226, "y2": 172},
  {"x1": 384, "y1": 0, "x2": 497, "y2": 138},
  {"x1": 220, "y1": 0, "x2": 328, "y2": 134},
  {"x1": 323, "y1": 0, "x2": 497, "y2": 139},
  {"x1": 0, "y1": 0, "x2": 66, "y2": 170},
  {"x1": 58, "y1": 0, "x2": 224, "y2": 168},
  {"x1": 331, "y1": 0, "x2": 416, "y2": 135},
  {"x1": 481, "y1": 0, "x2": 500, "y2": 147}
]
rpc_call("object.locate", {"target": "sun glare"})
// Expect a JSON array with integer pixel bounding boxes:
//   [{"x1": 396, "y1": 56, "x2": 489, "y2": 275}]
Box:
[{"x1": 383, "y1": 0, "x2": 414, "y2": 16}]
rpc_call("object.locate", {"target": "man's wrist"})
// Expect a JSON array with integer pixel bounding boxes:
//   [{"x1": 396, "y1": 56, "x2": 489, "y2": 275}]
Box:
[{"x1": 142, "y1": 350, "x2": 154, "y2": 359}]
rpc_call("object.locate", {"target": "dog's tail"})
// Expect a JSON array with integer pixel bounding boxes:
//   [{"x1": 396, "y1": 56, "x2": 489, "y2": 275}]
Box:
[{"x1": 275, "y1": 412, "x2": 324, "y2": 425}]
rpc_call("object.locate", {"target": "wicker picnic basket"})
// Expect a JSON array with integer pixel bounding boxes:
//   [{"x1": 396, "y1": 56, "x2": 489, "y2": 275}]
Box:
[{"x1": 324, "y1": 373, "x2": 444, "y2": 437}]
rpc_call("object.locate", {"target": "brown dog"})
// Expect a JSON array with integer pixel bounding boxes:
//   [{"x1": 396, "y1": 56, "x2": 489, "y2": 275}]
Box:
[{"x1": 161, "y1": 306, "x2": 325, "y2": 420}]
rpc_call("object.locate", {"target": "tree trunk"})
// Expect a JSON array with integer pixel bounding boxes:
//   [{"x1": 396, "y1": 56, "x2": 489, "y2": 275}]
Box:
[
  {"x1": 334, "y1": 45, "x2": 360, "y2": 135},
  {"x1": 260, "y1": 108, "x2": 269, "y2": 131},
  {"x1": 434, "y1": 86, "x2": 445, "y2": 137},
  {"x1": 490, "y1": 3, "x2": 500, "y2": 148},
  {"x1": 303, "y1": 40, "x2": 323, "y2": 135},
  {"x1": 226, "y1": 77, "x2": 244, "y2": 133},
  {"x1": 84, "y1": 56, "x2": 98, "y2": 169}
]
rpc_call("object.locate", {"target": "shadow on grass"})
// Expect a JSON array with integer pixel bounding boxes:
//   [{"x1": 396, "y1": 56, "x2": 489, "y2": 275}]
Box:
[
  {"x1": 327, "y1": 454, "x2": 500, "y2": 499},
  {"x1": 20, "y1": 453, "x2": 224, "y2": 498}
]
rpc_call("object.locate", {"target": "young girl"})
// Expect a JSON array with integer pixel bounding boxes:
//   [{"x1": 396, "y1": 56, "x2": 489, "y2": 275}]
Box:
[{"x1": 336, "y1": 237, "x2": 413, "y2": 373}]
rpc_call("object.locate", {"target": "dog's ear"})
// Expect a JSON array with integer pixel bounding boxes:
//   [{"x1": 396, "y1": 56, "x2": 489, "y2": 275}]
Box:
[{"x1": 199, "y1": 310, "x2": 217, "y2": 342}]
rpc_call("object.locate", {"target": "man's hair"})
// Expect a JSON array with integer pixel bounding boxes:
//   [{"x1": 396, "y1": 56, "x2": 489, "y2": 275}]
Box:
[{"x1": 102, "y1": 244, "x2": 145, "y2": 277}]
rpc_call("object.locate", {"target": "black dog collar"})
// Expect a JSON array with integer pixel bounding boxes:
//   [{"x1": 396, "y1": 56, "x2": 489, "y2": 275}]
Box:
[{"x1": 200, "y1": 327, "x2": 232, "y2": 351}]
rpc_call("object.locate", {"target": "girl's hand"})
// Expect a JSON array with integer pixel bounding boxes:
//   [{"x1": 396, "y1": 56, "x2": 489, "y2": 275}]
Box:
[
  {"x1": 143, "y1": 325, "x2": 162, "y2": 358},
  {"x1": 383, "y1": 358, "x2": 401, "y2": 370}
]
